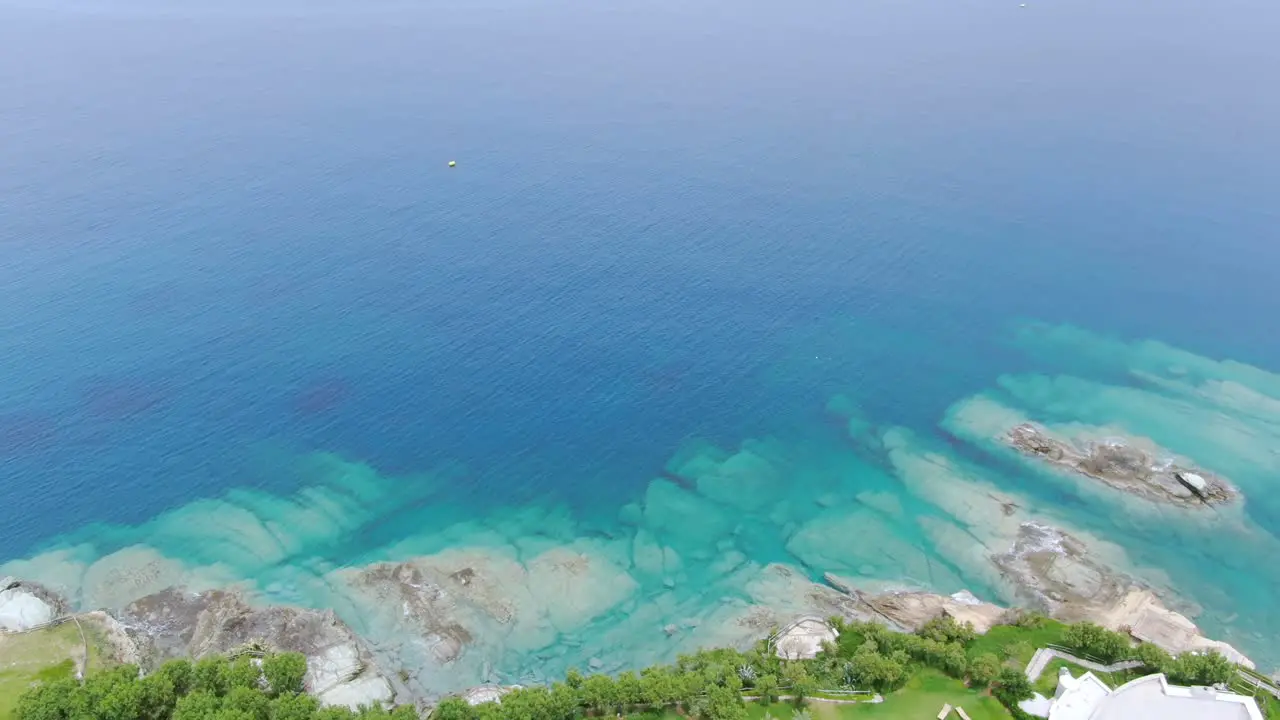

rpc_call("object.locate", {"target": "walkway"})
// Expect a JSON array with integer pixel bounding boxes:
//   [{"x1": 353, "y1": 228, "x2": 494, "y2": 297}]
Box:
[
  {"x1": 743, "y1": 694, "x2": 884, "y2": 705},
  {"x1": 1235, "y1": 672, "x2": 1280, "y2": 701},
  {"x1": 1024, "y1": 647, "x2": 1143, "y2": 682}
]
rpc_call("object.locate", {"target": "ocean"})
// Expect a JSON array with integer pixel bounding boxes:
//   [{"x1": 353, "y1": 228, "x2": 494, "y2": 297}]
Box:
[{"x1": 2, "y1": 0, "x2": 1279, "y2": 688}]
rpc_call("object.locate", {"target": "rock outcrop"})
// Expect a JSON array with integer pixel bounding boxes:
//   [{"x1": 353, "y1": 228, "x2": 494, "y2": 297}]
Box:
[
  {"x1": 992, "y1": 522, "x2": 1254, "y2": 668},
  {"x1": 822, "y1": 574, "x2": 1006, "y2": 633},
  {"x1": 462, "y1": 685, "x2": 520, "y2": 706},
  {"x1": 119, "y1": 587, "x2": 399, "y2": 709},
  {"x1": 1006, "y1": 424, "x2": 1238, "y2": 506},
  {"x1": 0, "y1": 578, "x2": 64, "y2": 632}
]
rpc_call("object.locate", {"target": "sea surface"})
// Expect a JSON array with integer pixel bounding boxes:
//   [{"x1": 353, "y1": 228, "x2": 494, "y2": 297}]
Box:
[{"x1": 3, "y1": 0, "x2": 1280, "y2": 688}]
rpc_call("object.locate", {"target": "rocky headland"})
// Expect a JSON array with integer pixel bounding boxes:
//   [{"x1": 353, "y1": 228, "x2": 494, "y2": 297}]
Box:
[{"x1": 1006, "y1": 423, "x2": 1239, "y2": 506}]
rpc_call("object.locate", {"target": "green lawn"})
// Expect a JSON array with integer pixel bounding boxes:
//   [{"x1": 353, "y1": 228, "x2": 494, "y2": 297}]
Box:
[
  {"x1": 0, "y1": 623, "x2": 84, "y2": 719},
  {"x1": 1030, "y1": 658, "x2": 1143, "y2": 697},
  {"x1": 966, "y1": 621, "x2": 1067, "y2": 668},
  {"x1": 813, "y1": 669, "x2": 1010, "y2": 720},
  {"x1": 0, "y1": 616, "x2": 119, "y2": 719},
  {"x1": 627, "y1": 670, "x2": 1011, "y2": 720}
]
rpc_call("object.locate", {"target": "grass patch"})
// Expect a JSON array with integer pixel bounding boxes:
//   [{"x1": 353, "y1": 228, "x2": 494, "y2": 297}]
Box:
[
  {"x1": 746, "y1": 702, "x2": 799, "y2": 719},
  {"x1": 0, "y1": 623, "x2": 85, "y2": 719},
  {"x1": 804, "y1": 669, "x2": 1011, "y2": 720},
  {"x1": 1260, "y1": 693, "x2": 1280, "y2": 720},
  {"x1": 0, "y1": 616, "x2": 120, "y2": 719},
  {"x1": 966, "y1": 621, "x2": 1068, "y2": 667},
  {"x1": 627, "y1": 710, "x2": 685, "y2": 720},
  {"x1": 1030, "y1": 658, "x2": 1143, "y2": 697}
]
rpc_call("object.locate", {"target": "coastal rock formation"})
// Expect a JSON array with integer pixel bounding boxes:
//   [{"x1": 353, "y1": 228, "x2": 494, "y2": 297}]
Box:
[
  {"x1": 992, "y1": 522, "x2": 1254, "y2": 668},
  {"x1": 0, "y1": 578, "x2": 64, "y2": 631},
  {"x1": 462, "y1": 685, "x2": 520, "y2": 705},
  {"x1": 119, "y1": 587, "x2": 398, "y2": 709},
  {"x1": 1006, "y1": 424, "x2": 1238, "y2": 506},
  {"x1": 822, "y1": 574, "x2": 1006, "y2": 633}
]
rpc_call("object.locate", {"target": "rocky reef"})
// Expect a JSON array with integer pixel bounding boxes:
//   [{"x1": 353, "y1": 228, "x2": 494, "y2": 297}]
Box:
[{"x1": 1006, "y1": 424, "x2": 1238, "y2": 506}]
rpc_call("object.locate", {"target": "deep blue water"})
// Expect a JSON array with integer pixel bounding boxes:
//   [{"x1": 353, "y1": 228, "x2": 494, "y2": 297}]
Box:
[{"x1": 3, "y1": 0, "x2": 1280, "y2": 683}]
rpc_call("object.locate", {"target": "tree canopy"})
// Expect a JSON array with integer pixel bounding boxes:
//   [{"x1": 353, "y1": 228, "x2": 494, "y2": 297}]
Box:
[{"x1": 14, "y1": 654, "x2": 414, "y2": 720}]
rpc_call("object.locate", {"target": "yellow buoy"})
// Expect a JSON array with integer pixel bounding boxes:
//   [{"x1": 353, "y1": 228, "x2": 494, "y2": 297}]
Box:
[{"x1": 448, "y1": 160, "x2": 457, "y2": 167}]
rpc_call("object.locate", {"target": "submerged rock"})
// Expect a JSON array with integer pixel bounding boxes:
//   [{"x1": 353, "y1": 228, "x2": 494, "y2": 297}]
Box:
[{"x1": 1006, "y1": 424, "x2": 1239, "y2": 507}]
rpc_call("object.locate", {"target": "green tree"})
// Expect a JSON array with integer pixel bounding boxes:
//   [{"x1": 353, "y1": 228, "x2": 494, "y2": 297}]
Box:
[
  {"x1": 548, "y1": 682, "x2": 580, "y2": 720},
  {"x1": 967, "y1": 654, "x2": 1001, "y2": 687},
  {"x1": 262, "y1": 653, "x2": 309, "y2": 697},
  {"x1": 314, "y1": 707, "x2": 358, "y2": 720},
  {"x1": 432, "y1": 697, "x2": 477, "y2": 720},
  {"x1": 173, "y1": 689, "x2": 226, "y2": 720},
  {"x1": 1134, "y1": 643, "x2": 1173, "y2": 672},
  {"x1": 616, "y1": 671, "x2": 645, "y2": 707},
  {"x1": 223, "y1": 659, "x2": 263, "y2": 692},
  {"x1": 782, "y1": 664, "x2": 815, "y2": 704},
  {"x1": 918, "y1": 617, "x2": 977, "y2": 646},
  {"x1": 1010, "y1": 611, "x2": 1048, "y2": 629},
  {"x1": 754, "y1": 674, "x2": 780, "y2": 704},
  {"x1": 160, "y1": 660, "x2": 197, "y2": 697},
  {"x1": 224, "y1": 686, "x2": 270, "y2": 720},
  {"x1": 269, "y1": 693, "x2": 320, "y2": 720},
  {"x1": 1062, "y1": 622, "x2": 1131, "y2": 663},
  {"x1": 194, "y1": 658, "x2": 230, "y2": 696},
  {"x1": 699, "y1": 684, "x2": 746, "y2": 720},
  {"x1": 99, "y1": 677, "x2": 145, "y2": 720},
  {"x1": 581, "y1": 674, "x2": 620, "y2": 715},
  {"x1": 139, "y1": 673, "x2": 179, "y2": 720},
  {"x1": 849, "y1": 650, "x2": 907, "y2": 692},
  {"x1": 1167, "y1": 651, "x2": 1235, "y2": 686},
  {"x1": 15, "y1": 677, "x2": 79, "y2": 720},
  {"x1": 993, "y1": 667, "x2": 1034, "y2": 705},
  {"x1": 564, "y1": 669, "x2": 585, "y2": 690},
  {"x1": 500, "y1": 686, "x2": 553, "y2": 720}
]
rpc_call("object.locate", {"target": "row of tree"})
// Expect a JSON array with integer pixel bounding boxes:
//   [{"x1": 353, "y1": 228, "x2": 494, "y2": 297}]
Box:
[
  {"x1": 14, "y1": 654, "x2": 416, "y2": 720},
  {"x1": 1063, "y1": 621, "x2": 1235, "y2": 686},
  {"x1": 13, "y1": 616, "x2": 1244, "y2": 720}
]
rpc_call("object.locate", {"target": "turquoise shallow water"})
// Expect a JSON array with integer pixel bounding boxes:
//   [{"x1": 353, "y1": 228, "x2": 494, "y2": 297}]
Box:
[{"x1": 2, "y1": 0, "x2": 1280, "y2": 690}]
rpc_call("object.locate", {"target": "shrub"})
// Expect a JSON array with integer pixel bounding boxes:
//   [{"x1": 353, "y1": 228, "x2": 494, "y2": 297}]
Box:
[
  {"x1": 262, "y1": 653, "x2": 309, "y2": 697},
  {"x1": 918, "y1": 616, "x2": 977, "y2": 646},
  {"x1": 993, "y1": 667, "x2": 1034, "y2": 706},
  {"x1": 1166, "y1": 651, "x2": 1235, "y2": 687},
  {"x1": 968, "y1": 654, "x2": 1002, "y2": 687},
  {"x1": 1133, "y1": 643, "x2": 1172, "y2": 673},
  {"x1": 1062, "y1": 622, "x2": 1132, "y2": 663},
  {"x1": 1003, "y1": 641, "x2": 1034, "y2": 661}
]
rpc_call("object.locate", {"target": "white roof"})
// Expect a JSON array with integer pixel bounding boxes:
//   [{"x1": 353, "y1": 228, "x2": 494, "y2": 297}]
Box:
[
  {"x1": 1047, "y1": 672, "x2": 1264, "y2": 720},
  {"x1": 1093, "y1": 675, "x2": 1262, "y2": 720},
  {"x1": 1049, "y1": 671, "x2": 1111, "y2": 720}
]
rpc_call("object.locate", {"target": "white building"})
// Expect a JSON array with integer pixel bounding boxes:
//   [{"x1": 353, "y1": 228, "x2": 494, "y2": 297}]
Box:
[{"x1": 1023, "y1": 668, "x2": 1264, "y2": 720}]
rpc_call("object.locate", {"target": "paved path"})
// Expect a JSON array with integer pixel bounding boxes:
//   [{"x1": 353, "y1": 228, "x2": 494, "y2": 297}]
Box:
[
  {"x1": 1024, "y1": 648, "x2": 1143, "y2": 682},
  {"x1": 743, "y1": 694, "x2": 884, "y2": 705},
  {"x1": 1235, "y1": 672, "x2": 1280, "y2": 701}
]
